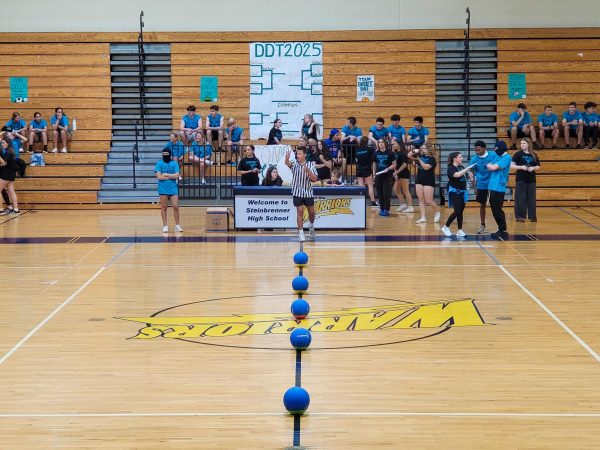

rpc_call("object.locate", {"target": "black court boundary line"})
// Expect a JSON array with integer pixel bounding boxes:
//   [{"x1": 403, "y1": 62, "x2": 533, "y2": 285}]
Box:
[{"x1": 559, "y1": 207, "x2": 600, "y2": 232}]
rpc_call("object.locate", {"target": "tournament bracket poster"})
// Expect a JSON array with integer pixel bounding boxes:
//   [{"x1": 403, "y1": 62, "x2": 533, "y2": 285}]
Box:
[{"x1": 249, "y1": 42, "x2": 323, "y2": 140}]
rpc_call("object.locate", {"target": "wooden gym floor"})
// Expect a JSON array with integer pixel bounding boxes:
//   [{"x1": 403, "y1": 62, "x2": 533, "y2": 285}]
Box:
[{"x1": 1, "y1": 206, "x2": 600, "y2": 449}]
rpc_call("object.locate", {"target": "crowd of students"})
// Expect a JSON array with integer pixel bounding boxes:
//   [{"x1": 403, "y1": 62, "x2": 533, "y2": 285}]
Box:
[{"x1": 508, "y1": 101, "x2": 598, "y2": 150}]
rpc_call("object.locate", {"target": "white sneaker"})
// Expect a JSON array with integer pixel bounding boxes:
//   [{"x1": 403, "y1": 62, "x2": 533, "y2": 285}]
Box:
[
  {"x1": 441, "y1": 225, "x2": 452, "y2": 237},
  {"x1": 434, "y1": 212, "x2": 441, "y2": 223},
  {"x1": 61, "y1": 147, "x2": 67, "y2": 153},
  {"x1": 201, "y1": 178, "x2": 206, "y2": 185},
  {"x1": 178, "y1": 176, "x2": 183, "y2": 181},
  {"x1": 476, "y1": 225, "x2": 486, "y2": 234},
  {"x1": 298, "y1": 230, "x2": 306, "y2": 242},
  {"x1": 456, "y1": 229, "x2": 467, "y2": 237},
  {"x1": 395, "y1": 204, "x2": 407, "y2": 212},
  {"x1": 162, "y1": 225, "x2": 168, "y2": 233},
  {"x1": 307, "y1": 227, "x2": 315, "y2": 241},
  {"x1": 402, "y1": 207, "x2": 414, "y2": 213},
  {"x1": 51, "y1": 148, "x2": 58, "y2": 153},
  {"x1": 175, "y1": 224, "x2": 183, "y2": 232},
  {"x1": 416, "y1": 217, "x2": 427, "y2": 224}
]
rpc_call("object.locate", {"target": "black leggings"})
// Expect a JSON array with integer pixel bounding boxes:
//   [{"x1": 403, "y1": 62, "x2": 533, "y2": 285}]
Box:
[
  {"x1": 2, "y1": 188, "x2": 10, "y2": 207},
  {"x1": 445, "y1": 192, "x2": 466, "y2": 229},
  {"x1": 374, "y1": 173, "x2": 393, "y2": 211}
]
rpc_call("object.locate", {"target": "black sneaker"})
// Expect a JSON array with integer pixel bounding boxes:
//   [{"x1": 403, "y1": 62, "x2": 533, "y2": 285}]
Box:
[
  {"x1": 491, "y1": 230, "x2": 509, "y2": 240},
  {"x1": 371, "y1": 200, "x2": 379, "y2": 207},
  {"x1": 0, "y1": 208, "x2": 13, "y2": 216},
  {"x1": 11, "y1": 209, "x2": 20, "y2": 214}
]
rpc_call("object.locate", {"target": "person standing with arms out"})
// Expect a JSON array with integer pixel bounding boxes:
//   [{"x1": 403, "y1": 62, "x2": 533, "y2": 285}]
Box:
[
  {"x1": 441, "y1": 152, "x2": 475, "y2": 237},
  {"x1": 205, "y1": 104, "x2": 224, "y2": 149},
  {"x1": 511, "y1": 139, "x2": 541, "y2": 222},
  {"x1": 155, "y1": 148, "x2": 182, "y2": 233},
  {"x1": 486, "y1": 140, "x2": 512, "y2": 240},
  {"x1": 267, "y1": 118, "x2": 283, "y2": 145},
  {"x1": 237, "y1": 145, "x2": 262, "y2": 186},
  {"x1": 285, "y1": 147, "x2": 318, "y2": 242},
  {"x1": 392, "y1": 140, "x2": 414, "y2": 213},
  {"x1": 372, "y1": 139, "x2": 397, "y2": 217},
  {"x1": 411, "y1": 144, "x2": 440, "y2": 224},
  {"x1": 355, "y1": 136, "x2": 377, "y2": 206},
  {"x1": 469, "y1": 140, "x2": 497, "y2": 234}
]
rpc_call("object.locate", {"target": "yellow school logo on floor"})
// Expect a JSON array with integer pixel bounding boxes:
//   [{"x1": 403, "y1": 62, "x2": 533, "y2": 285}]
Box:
[{"x1": 118, "y1": 298, "x2": 485, "y2": 346}]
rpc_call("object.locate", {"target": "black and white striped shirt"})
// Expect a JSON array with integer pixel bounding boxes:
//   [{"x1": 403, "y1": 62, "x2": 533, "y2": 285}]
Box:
[{"x1": 290, "y1": 160, "x2": 317, "y2": 198}]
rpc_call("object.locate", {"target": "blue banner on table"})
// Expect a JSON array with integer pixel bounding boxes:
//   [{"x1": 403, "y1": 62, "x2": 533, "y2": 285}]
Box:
[
  {"x1": 9, "y1": 77, "x2": 28, "y2": 103},
  {"x1": 508, "y1": 73, "x2": 526, "y2": 100},
  {"x1": 249, "y1": 42, "x2": 323, "y2": 140},
  {"x1": 200, "y1": 76, "x2": 218, "y2": 102}
]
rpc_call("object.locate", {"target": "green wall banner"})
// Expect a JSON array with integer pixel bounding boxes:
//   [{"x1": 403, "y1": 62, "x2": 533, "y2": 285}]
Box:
[
  {"x1": 9, "y1": 77, "x2": 28, "y2": 102},
  {"x1": 508, "y1": 73, "x2": 526, "y2": 100},
  {"x1": 200, "y1": 76, "x2": 218, "y2": 102}
]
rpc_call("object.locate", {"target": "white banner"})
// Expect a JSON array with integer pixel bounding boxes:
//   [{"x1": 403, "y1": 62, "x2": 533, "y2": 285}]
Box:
[
  {"x1": 357, "y1": 75, "x2": 375, "y2": 102},
  {"x1": 253, "y1": 144, "x2": 294, "y2": 184},
  {"x1": 234, "y1": 192, "x2": 366, "y2": 229},
  {"x1": 249, "y1": 42, "x2": 323, "y2": 140}
]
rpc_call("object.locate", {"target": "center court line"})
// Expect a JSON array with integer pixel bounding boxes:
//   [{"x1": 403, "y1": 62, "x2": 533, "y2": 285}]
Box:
[
  {"x1": 0, "y1": 241, "x2": 129, "y2": 367},
  {"x1": 0, "y1": 411, "x2": 599, "y2": 418},
  {"x1": 477, "y1": 242, "x2": 600, "y2": 364}
]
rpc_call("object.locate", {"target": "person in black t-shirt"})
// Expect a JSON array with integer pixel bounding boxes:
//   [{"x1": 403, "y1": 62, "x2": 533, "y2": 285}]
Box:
[
  {"x1": 441, "y1": 152, "x2": 475, "y2": 237},
  {"x1": 267, "y1": 119, "x2": 283, "y2": 145},
  {"x1": 511, "y1": 139, "x2": 541, "y2": 222},
  {"x1": 314, "y1": 140, "x2": 333, "y2": 183},
  {"x1": 372, "y1": 139, "x2": 397, "y2": 216},
  {"x1": 354, "y1": 136, "x2": 377, "y2": 206},
  {"x1": 237, "y1": 145, "x2": 262, "y2": 186},
  {"x1": 411, "y1": 144, "x2": 440, "y2": 224},
  {"x1": 0, "y1": 137, "x2": 20, "y2": 214},
  {"x1": 391, "y1": 140, "x2": 414, "y2": 213}
]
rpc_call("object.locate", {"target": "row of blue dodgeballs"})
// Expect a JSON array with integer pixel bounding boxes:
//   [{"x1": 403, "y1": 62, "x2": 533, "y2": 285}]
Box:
[{"x1": 283, "y1": 251, "x2": 312, "y2": 415}]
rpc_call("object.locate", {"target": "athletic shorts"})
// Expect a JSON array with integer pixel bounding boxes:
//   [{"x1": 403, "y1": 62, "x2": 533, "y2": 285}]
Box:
[
  {"x1": 507, "y1": 128, "x2": 526, "y2": 138},
  {"x1": 543, "y1": 129, "x2": 556, "y2": 138},
  {"x1": 475, "y1": 188, "x2": 489, "y2": 204},
  {"x1": 293, "y1": 196, "x2": 315, "y2": 207}
]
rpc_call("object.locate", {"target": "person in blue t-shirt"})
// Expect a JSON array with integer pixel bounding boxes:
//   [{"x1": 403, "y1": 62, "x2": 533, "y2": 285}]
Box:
[
  {"x1": 486, "y1": 140, "x2": 512, "y2": 240},
  {"x1": 179, "y1": 105, "x2": 202, "y2": 147},
  {"x1": 50, "y1": 107, "x2": 71, "y2": 153},
  {"x1": 368, "y1": 117, "x2": 388, "y2": 147},
  {"x1": 582, "y1": 101, "x2": 598, "y2": 149},
  {"x1": 562, "y1": 102, "x2": 584, "y2": 148},
  {"x1": 155, "y1": 147, "x2": 183, "y2": 233},
  {"x1": 225, "y1": 117, "x2": 244, "y2": 166},
  {"x1": 165, "y1": 132, "x2": 185, "y2": 179},
  {"x1": 324, "y1": 128, "x2": 342, "y2": 169},
  {"x1": 406, "y1": 116, "x2": 430, "y2": 150},
  {"x1": 508, "y1": 103, "x2": 539, "y2": 150},
  {"x1": 189, "y1": 132, "x2": 213, "y2": 185},
  {"x1": 469, "y1": 140, "x2": 497, "y2": 235},
  {"x1": 205, "y1": 104, "x2": 224, "y2": 149},
  {"x1": 387, "y1": 114, "x2": 406, "y2": 146},
  {"x1": 28, "y1": 112, "x2": 48, "y2": 153},
  {"x1": 537, "y1": 105, "x2": 560, "y2": 149},
  {"x1": 5, "y1": 112, "x2": 27, "y2": 138}
]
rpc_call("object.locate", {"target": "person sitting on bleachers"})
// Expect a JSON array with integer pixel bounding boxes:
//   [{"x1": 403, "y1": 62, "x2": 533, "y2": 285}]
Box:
[
  {"x1": 406, "y1": 116, "x2": 430, "y2": 150},
  {"x1": 368, "y1": 117, "x2": 388, "y2": 147},
  {"x1": 5, "y1": 112, "x2": 27, "y2": 143},
  {"x1": 189, "y1": 132, "x2": 213, "y2": 185},
  {"x1": 205, "y1": 104, "x2": 224, "y2": 149},
  {"x1": 340, "y1": 116, "x2": 362, "y2": 145},
  {"x1": 324, "y1": 128, "x2": 342, "y2": 169},
  {"x1": 537, "y1": 105, "x2": 560, "y2": 149},
  {"x1": 562, "y1": 102, "x2": 584, "y2": 149},
  {"x1": 224, "y1": 118, "x2": 245, "y2": 166},
  {"x1": 28, "y1": 112, "x2": 48, "y2": 153},
  {"x1": 582, "y1": 102, "x2": 598, "y2": 149},
  {"x1": 262, "y1": 165, "x2": 283, "y2": 186},
  {"x1": 50, "y1": 107, "x2": 71, "y2": 153},
  {"x1": 165, "y1": 132, "x2": 185, "y2": 179},
  {"x1": 300, "y1": 114, "x2": 319, "y2": 141},
  {"x1": 179, "y1": 105, "x2": 202, "y2": 147},
  {"x1": 508, "y1": 103, "x2": 539, "y2": 150},
  {"x1": 387, "y1": 114, "x2": 406, "y2": 146},
  {"x1": 267, "y1": 118, "x2": 283, "y2": 145}
]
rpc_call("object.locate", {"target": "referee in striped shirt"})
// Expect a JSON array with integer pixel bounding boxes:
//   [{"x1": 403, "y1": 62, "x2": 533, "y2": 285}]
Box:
[{"x1": 285, "y1": 146, "x2": 318, "y2": 242}]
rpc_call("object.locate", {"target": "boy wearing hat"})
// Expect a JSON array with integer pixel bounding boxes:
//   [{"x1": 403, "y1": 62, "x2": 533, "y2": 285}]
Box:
[
  {"x1": 325, "y1": 128, "x2": 342, "y2": 168},
  {"x1": 486, "y1": 140, "x2": 512, "y2": 240}
]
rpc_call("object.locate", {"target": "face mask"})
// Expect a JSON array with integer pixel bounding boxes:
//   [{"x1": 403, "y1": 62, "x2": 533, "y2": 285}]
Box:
[
  {"x1": 162, "y1": 154, "x2": 171, "y2": 163},
  {"x1": 495, "y1": 149, "x2": 505, "y2": 157}
]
